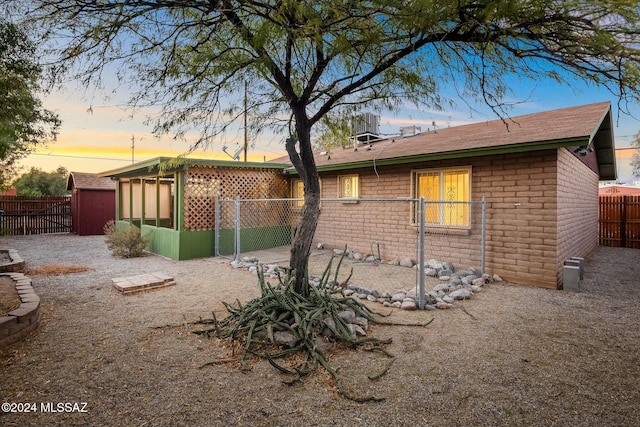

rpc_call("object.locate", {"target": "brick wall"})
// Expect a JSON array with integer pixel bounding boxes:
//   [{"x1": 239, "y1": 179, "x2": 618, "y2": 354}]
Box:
[
  {"x1": 480, "y1": 151, "x2": 559, "y2": 288},
  {"x1": 556, "y1": 147, "x2": 600, "y2": 287},
  {"x1": 312, "y1": 149, "x2": 569, "y2": 288}
]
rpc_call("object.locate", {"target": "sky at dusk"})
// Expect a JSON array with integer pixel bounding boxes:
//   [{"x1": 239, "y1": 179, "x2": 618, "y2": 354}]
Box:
[{"x1": 17, "y1": 68, "x2": 640, "y2": 184}]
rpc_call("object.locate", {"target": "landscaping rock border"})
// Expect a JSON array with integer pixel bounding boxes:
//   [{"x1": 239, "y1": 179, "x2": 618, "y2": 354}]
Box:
[
  {"x1": 0, "y1": 272, "x2": 41, "y2": 348},
  {"x1": 0, "y1": 248, "x2": 25, "y2": 273},
  {"x1": 230, "y1": 252, "x2": 503, "y2": 311}
]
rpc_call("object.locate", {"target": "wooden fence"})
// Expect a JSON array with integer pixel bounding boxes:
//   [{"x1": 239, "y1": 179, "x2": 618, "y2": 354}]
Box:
[
  {"x1": 0, "y1": 196, "x2": 71, "y2": 236},
  {"x1": 599, "y1": 195, "x2": 640, "y2": 249}
]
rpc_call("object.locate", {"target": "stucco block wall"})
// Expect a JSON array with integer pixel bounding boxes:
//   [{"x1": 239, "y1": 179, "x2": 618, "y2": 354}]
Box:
[
  {"x1": 480, "y1": 151, "x2": 559, "y2": 288},
  {"x1": 312, "y1": 149, "x2": 568, "y2": 288},
  {"x1": 556, "y1": 147, "x2": 600, "y2": 288}
]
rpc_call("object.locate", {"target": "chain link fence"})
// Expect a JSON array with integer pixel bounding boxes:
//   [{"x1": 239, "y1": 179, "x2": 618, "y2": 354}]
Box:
[{"x1": 215, "y1": 197, "x2": 486, "y2": 303}]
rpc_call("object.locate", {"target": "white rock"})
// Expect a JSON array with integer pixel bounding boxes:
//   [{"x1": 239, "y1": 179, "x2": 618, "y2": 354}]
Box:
[
  {"x1": 353, "y1": 324, "x2": 367, "y2": 336},
  {"x1": 401, "y1": 300, "x2": 417, "y2": 310},
  {"x1": 482, "y1": 273, "x2": 494, "y2": 283},
  {"x1": 424, "y1": 268, "x2": 438, "y2": 277},
  {"x1": 493, "y1": 274, "x2": 503, "y2": 282},
  {"x1": 436, "y1": 301, "x2": 452, "y2": 309},
  {"x1": 366, "y1": 294, "x2": 378, "y2": 302},
  {"x1": 346, "y1": 323, "x2": 356, "y2": 337},
  {"x1": 434, "y1": 283, "x2": 450, "y2": 292},
  {"x1": 442, "y1": 295, "x2": 454, "y2": 304},
  {"x1": 472, "y1": 277, "x2": 486, "y2": 286},
  {"x1": 427, "y1": 259, "x2": 443, "y2": 270},
  {"x1": 313, "y1": 337, "x2": 332, "y2": 355},
  {"x1": 391, "y1": 301, "x2": 402, "y2": 308},
  {"x1": 449, "y1": 288, "x2": 473, "y2": 300},
  {"x1": 400, "y1": 257, "x2": 414, "y2": 268},
  {"x1": 274, "y1": 331, "x2": 298, "y2": 348},
  {"x1": 391, "y1": 292, "x2": 406, "y2": 302},
  {"x1": 338, "y1": 310, "x2": 356, "y2": 324}
]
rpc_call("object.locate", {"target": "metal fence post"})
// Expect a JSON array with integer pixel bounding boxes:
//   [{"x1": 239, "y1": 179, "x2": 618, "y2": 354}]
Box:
[
  {"x1": 214, "y1": 196, "x2": 220, "y2": 257},
  {"x1": 481, "y1": 196, "x2": 487, "y2": 275},
  {"x1": 418, "y1": 197, "x2": 426, "y2": 310},
  {"x1": 234, "y1": 197, "x2": 241, "y2": 261}
]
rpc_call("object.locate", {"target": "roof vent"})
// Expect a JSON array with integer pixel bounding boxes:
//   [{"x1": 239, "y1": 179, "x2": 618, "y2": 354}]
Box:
[{"x1": 399, "y1": 125, "x2": 421, "y2": 138}]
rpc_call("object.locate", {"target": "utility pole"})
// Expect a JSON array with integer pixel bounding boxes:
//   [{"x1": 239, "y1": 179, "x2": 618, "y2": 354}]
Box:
[
  {"x1": 131, "y1": 134, "x2": 135, "y2": 164},
  {"x1": 243, "y1": 81, "x2": 248, "y2": 162}
]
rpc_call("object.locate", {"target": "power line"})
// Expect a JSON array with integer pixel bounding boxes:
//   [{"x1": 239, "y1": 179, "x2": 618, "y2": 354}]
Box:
[{"x1": 29, "y1": 152, "x2": 136, "y2": 162}]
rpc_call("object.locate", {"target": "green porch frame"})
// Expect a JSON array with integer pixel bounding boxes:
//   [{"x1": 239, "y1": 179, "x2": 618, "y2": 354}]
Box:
[{"x1": 102, "y1": 157, "x2": 291, "y2": 260}]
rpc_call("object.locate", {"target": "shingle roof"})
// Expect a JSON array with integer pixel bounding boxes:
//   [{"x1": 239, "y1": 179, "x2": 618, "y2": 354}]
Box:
[
  {"x1": 67, "y1": 172, "x2": 116, "y2": 191},
  {"x1": 275, "y1": 102, "x2": 616, "y2": 179}
]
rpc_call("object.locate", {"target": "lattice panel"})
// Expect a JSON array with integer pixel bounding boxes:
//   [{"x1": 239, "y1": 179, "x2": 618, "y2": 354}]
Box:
[{"x1": 183, "y1": 166, "x2": 289, "y2": 231}]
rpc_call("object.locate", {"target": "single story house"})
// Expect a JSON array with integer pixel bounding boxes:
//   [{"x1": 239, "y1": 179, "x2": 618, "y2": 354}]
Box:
[
  {"x1": 284, "y1": 101, "x2": 616, "y2": 289},
  {"x1": 101, "y1": 101, "x2": 616, "y2": 289},
  {"x1": 67, "y1": 172, "x2": 116, "y2": 236}
]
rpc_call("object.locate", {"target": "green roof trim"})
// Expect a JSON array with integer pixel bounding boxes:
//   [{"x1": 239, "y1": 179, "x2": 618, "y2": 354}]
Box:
[{"x1": 100, "y1": 156, "x2": 290, "y2": 179}]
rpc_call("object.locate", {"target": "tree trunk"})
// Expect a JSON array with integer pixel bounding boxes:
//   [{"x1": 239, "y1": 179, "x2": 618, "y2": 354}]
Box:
[{"x1": 285, "y1": 116, "x2": 321, "y2": 296}]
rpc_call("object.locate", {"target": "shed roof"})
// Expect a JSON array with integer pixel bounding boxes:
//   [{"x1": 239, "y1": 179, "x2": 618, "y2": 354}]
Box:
[
  {"x1": 67, "y1": 172, "x2": 116, "y2": 191},
  {"x1": 276, "y1": 101, "x2": 617, "y2": 180}
]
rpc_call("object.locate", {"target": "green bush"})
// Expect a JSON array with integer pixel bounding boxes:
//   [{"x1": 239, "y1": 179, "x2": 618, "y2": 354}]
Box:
[{"x1": 103, "y1": 220, "x2": 150, "y2": 258}]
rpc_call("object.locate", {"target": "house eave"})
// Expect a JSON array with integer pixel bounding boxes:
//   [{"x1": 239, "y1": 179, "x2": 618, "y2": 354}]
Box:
[{"x1": 286, "y1": 136, "x2": 590, "y2": 175}]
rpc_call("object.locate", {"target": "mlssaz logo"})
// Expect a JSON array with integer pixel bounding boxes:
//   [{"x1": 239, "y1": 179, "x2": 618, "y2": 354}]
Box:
[{"x1": 40, "y1": 402, "x2": 88, "y2": 413}]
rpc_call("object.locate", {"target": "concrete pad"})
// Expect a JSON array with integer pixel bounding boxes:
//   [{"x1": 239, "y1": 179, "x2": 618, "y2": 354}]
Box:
[{"x1": 112, "y1": 272, "x2": 176, "y2": 294}]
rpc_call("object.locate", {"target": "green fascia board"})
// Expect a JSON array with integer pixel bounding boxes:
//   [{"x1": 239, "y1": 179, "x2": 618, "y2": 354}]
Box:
[
  {"x1": 100, "y1": 157, "x2": 180, "y2": 179},
  {"x1": 100, "y1": 156, "x2": 290, "y2": 179},
  {"x1": 285, "y1": 137, "x2": 589, "y2": 175}
]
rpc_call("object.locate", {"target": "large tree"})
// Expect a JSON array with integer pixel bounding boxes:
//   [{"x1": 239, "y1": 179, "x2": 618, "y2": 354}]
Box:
[
  {"x1": 21, "y1": 0, "x2": 640, "y2": 292},
  {"x1": 12, "y1": 166, "x2": 68, "y2": 196},
  {"x1": 0, "y1": 18, "x2": 60, "y2": 190}
]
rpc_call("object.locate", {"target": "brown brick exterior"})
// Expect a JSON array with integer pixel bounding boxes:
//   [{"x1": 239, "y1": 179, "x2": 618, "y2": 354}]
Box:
[
  {"x1": 309, "y1": 147, "x2": 600, "y2": 289},
  {"x1": 556, "y1": 147, "x2": 599, "y2": 287}
]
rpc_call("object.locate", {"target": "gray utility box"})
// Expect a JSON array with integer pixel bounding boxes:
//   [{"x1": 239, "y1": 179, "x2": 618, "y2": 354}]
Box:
[{"x1": 563, "y1": 257, "x2": 585, "y2": 292}]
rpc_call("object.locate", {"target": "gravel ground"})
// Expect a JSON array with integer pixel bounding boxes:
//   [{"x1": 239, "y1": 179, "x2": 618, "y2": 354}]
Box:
[{"x1": 0, "y1": 234, "x2": 639, "y2": 427}]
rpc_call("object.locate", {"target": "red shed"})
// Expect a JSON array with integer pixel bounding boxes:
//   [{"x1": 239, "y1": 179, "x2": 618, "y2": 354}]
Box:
[{"x1": 67, "y1": 172, "x2": 116, "y2": 235}]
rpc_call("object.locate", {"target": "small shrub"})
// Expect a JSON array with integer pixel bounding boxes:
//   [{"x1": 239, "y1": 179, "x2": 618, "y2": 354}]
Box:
[{"x1": 103, "y1": 220, "x2": 150, "y2": 258}]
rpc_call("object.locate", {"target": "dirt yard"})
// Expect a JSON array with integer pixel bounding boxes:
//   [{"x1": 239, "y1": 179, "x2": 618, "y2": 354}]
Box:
[{"x1": 0, "y1": 234, "x2": 639, "y2": 426}]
